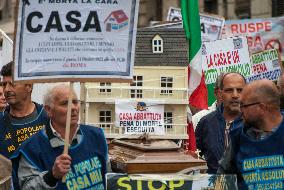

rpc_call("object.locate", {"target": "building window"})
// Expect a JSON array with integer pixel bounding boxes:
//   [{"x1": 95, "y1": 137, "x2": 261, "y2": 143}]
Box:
[
  {"x1": 130, "y1": 76, "x2": 143, "y2": 98},
  {"x1": 204, "y1": 0, "x2": 218, "y2": 14},
  {"x1": 160, "y1": 77, "x2": 173, "y2": 94},
  {"x1": 272, "y1": 0, "x2": 284, "y2": 17},
  {"x1": 99, "y1": 83, "x2": 111, "y2": 93},
  {"x1": 164, "y1": 112, "x2": 173, "y2": 129},
  {"x1": 152, "y1": 34, "x2": 163, "y2": 53},
  {"x1": 235, "y1": 0, "x2": 251, "y2": 19},
  {"x1": 99, "y1": 111, "x2": 112, "y2": 128}
]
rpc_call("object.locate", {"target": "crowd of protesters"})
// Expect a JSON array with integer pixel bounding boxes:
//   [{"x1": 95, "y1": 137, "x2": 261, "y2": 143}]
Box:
[{"x1": 1, "y1": 59, "x2": 284, "y2": 190}]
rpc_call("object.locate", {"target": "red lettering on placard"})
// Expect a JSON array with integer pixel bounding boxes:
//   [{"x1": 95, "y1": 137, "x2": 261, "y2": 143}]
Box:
[
  {"x1": 253, "y1": 63, "x2": 268, "y2": 74},
  {"x1": 229, "y1": 22, "x2": 272, "y2": 34}
]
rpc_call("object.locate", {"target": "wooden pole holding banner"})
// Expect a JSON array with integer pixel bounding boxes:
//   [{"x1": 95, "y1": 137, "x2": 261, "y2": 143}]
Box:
[
  {"x1": 0, "y1": 29, "x2": 13, "y2": 44},
  {"x1": 62, "y1": 82, "x2": 74, "y2": 183}
]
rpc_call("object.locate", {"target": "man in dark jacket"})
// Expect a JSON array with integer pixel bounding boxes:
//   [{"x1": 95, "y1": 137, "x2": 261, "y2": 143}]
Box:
[{"x1": 195, "y1": 72, "x2": 246, "y2": 173}]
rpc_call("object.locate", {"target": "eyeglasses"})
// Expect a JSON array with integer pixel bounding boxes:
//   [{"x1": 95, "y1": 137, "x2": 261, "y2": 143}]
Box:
[{"x1": 240, "y1": 102, "x2": 261, "y2": 109}]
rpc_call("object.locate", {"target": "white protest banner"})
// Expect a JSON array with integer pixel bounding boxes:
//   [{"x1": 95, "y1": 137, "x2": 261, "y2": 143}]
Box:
[
  {"x1": 0, "y1": 30, "x2": 80, "y2": 104},
  {"x1": 0, "y1": 30, "x2": 79, "y2": 105},
  {"x1": 166, "y1": 7, "x2": 224, "y2": 41},
  {"x1": 223, "y1": 16, "x2": 284, "y2": 58},
  {"x1": 14, "y1": 0, "x2": 139, "y2": 82},
  {"x1": 115, "y1": 100, "x2": 164, "y2": 135},
  {"x1": 202, "y1": 37, "x2": 252, "y2": 85},
  {"x1": 247, "y1": 49, "x2": 282, "y2": 82}
]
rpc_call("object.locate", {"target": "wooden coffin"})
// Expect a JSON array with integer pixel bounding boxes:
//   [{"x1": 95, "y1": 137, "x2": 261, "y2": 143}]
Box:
[{"x1": 109, "y1": 139, "x2": 206, "y2": 174}]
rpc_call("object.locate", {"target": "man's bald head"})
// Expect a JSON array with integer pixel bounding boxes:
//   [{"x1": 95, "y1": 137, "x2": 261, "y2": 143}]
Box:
[
  {"x1": 242, "y1": 79, "x2": 280, "y2": 109},
  {"x1": 220, "y1": 72, "x2": 246, "y2": 90},
  {"x1": 241, "y1": 79, "x2": 283, "y2": 130}
]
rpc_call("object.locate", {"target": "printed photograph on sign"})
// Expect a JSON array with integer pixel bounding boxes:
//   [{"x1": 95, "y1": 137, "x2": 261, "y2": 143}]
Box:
[
  {"x1": 200, "y1": 13, "x2": 225, "y2": 42},
  {"x1": 14, "y1": 0, "x2": 139, "y2": 82},
  {"x1": 166, "y1": 7, "x2": 182, "y2": 22},
  {"x1": 166, "y1": 7, "x2": 224, "y2": 42},
  {"x1": 115, "y1": 100, "x2": 165, "y2": 135}
]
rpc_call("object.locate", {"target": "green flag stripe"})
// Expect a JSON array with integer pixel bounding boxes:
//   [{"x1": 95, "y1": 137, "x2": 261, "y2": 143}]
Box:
[{"x1": 181, "y1": 0, "x2": 202, "y2": 61}]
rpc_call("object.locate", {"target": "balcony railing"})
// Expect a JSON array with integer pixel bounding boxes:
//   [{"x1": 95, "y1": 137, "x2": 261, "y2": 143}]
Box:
[{"x1": 84, "y1": 86, "x2": 188, "y2": 103}]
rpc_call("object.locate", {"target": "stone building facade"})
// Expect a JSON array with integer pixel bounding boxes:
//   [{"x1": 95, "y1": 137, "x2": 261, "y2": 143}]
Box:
[
  {"x1": 138, "y1": 0, "x2": 284, "y2": 27},
  {"x1": 0, "y1": 0, "x2": 283, "y2": 33}
]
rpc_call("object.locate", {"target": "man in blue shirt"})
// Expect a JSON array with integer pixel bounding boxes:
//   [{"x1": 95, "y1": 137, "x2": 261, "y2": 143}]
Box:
[{"x1": 0, "y1": 61, "x2": 49, "y2": 159}]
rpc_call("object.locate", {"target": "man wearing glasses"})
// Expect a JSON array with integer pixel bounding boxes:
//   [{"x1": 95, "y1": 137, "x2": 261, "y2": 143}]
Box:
[
  {"x1": 195, "y1": 72, "x2": 246, "y2": 174},
  {"x1": 0, "y1": 62, "x2": 49, "y2": 159},
  {"x1": 218, "y1": 79, "x2": 284, "y2": 189}
]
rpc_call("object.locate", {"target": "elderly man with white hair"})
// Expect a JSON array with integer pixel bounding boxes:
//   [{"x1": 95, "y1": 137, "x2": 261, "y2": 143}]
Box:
[{"x1": 12, "y1": 84, "x2": 108, "y2": 190}]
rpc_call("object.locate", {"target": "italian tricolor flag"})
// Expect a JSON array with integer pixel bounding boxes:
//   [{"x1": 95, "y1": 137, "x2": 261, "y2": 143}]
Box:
[{"x1": 181, "y1": 0, "x2": 208, "y2": 151}]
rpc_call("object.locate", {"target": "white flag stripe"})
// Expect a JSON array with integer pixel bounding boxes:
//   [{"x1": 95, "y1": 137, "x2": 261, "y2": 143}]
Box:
[{"x1": 188, "y1": 48, "x2": 202, "y2": 96}]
